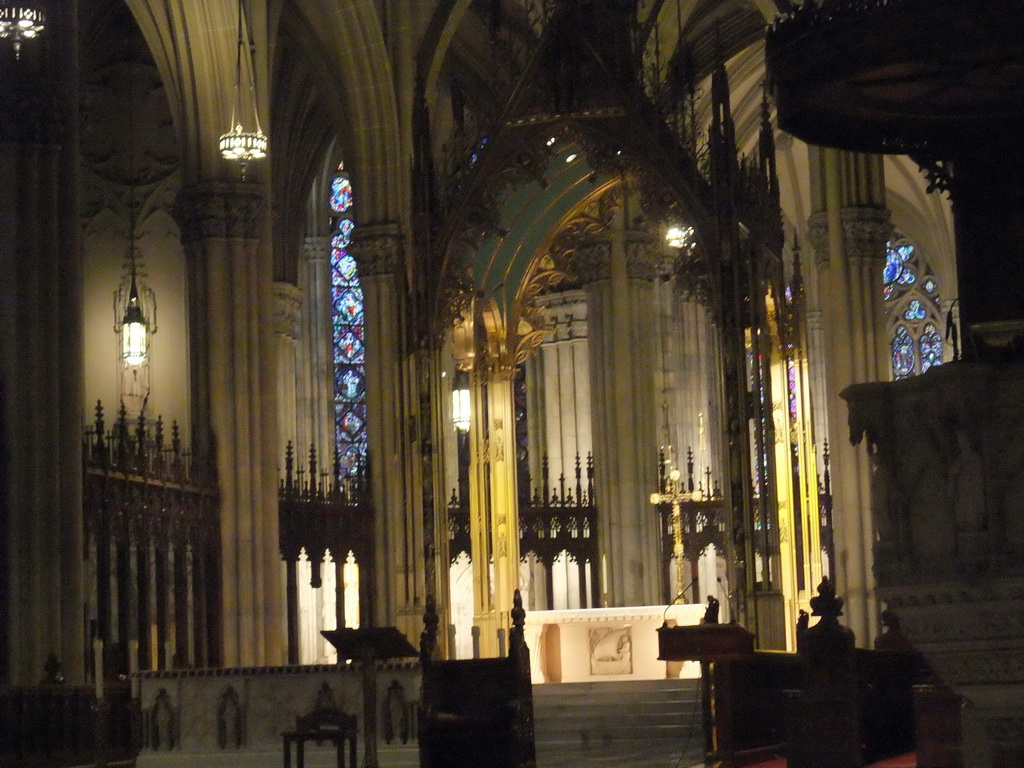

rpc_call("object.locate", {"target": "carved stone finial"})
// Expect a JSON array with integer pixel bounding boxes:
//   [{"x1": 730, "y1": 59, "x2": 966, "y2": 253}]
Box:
[
  {"x1": 420, "y1": 594, "x2": 439, "y2": 664},
  {"x1": 809, "y1": 575, "x2": 844, "y2": 623},
  {"x1": 510, "y1": 589, "x2": 527, "y2": 655},
  {"x1": 702, "y1": 595, "x2": 720, "y2": 624},
  {"x1": 796, "y1": 608, "x2": 810, "y2": 653},
  {"x1": 42, "y1": 653, "x2": 65, "y2": 685}
]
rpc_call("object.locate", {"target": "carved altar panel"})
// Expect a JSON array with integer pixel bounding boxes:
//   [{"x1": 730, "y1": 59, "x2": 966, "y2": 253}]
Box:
[{"x1": 589, "y1": 626, "x2": 633, "y2": 676}]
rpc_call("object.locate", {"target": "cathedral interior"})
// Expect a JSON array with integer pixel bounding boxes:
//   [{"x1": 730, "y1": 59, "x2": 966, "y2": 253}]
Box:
[{"x1": 1, "y1": 0, "x2": 1022, "y2": 766}]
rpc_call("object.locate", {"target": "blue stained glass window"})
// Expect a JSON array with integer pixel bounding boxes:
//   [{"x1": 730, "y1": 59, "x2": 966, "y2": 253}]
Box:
[
  {"x1": 920, "y1": 323, "x2": 943, "y2": 373},
  {"x1": 336, "y1": 369, "x2": 364, "y2": 402},
  {"x1": 787, "y1": 360, "x2": 799, "y2": 422},
  {"x1": 334, "y1": 328, "x2": 364, "y2": 365},
  {"x1": 904, "y1": 299, "x2": 926, "y2": 321},
  {"x1": 886, "y1": 235, "x2": 943, "y2": 379},
  {"x1": 330, "y1": 175, "x2": 354, "y2": 213},
  {"x1": 333, "y1": 253, "x2": 359, "y2": 284},
  {"x1": 335, "y1": 219, "x2": 355, "y2": 247},
  {"x1": 884, "y1": 241, "x2": 917, "y2": 298},
  {"x1": 892, "y1": 325, "x2": 915, "y2": 380},
  {"x1": 335, "y1": 289, "x2": 364, "y2": 324},
  {"x1": 330, "y1": 166, "x2": 366, "y2": 472}
]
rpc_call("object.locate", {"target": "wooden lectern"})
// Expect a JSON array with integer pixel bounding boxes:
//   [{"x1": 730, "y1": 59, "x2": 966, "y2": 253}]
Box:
[
  {"x1": 321, "y1": 627, "x2": 418, "y2": 768},
  {"x1": 657, "y1": 623, "x2": 755, "y2": 663},
  {"x1": 658, "y1": 622, "x2": 759, "y2": 768}
]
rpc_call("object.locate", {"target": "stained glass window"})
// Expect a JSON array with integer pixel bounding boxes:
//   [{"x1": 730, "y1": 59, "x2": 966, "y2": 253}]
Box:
[
  {"x1": 892, "y1": 325, "x2": 916, "y2": 380},
  {"x1": 330, "y1": 174, "x2": 354, "y2": 214},
  {"x1": 904, "y1": 299, "x2": 926, "y2": 322},
  {"x1": 330, "y1": 164, "x2": 366, "y2": 473},
  {"x1": 886, "y1": 235, "x2": 945, "y2": 379},
  {"x1": 920, "y1": 323, "x2": 943, "y2": 373},
  {"x1": 787, "y1": 360, "x2": 798, "y2": 422}
]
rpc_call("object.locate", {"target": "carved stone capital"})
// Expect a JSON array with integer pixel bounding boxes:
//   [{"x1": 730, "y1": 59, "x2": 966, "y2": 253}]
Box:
[
  {"x1": 840, "y1": 206, "x2": 891, "y2": 262},
  {"x1": 348, "y1": 224, "x2": 404, "y2": 277},
  {"x1": 536, "y1": 290, "x2": 588, "y2": 342},
  {"x1": 273, "y1": 282, "x2": 302, "y2": 340},
  {"x1": 624, "y1": 231, "x2": 669, "y2": 281},
  {"x1": 573, "y1": 239, "x2": 612, "y2": 283},
  {"x1": 807, "y1": 211, "x2": 830, "y2": 266},
  {"x1": 302, "y1": 236, "x2": 329, "y2": 263},
  {"x1": 175, "y1": 182, "x2": 266, "y2": 243}
]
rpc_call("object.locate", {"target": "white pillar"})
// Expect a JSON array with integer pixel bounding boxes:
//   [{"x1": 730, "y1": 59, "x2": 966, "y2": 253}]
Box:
[
  {"x1": 807, "y1": 148, "x2": 891, "y2": 645},
  {"x1": 581, "y1": 217, "x2": 664, "y2": 607},
  {"x1": 177, "y1": 183, "x2": 285, "y2": 666},
  {"x1": 529, "y1": 290, "x2": 593, "y2": 489},
  {"x1": 274, "y1": 282, "x2": 302, "y2": 460}
]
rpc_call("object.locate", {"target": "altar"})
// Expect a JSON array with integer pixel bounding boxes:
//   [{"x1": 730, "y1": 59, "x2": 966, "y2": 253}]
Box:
[{"x1": 523, "y1": 604, "x2": 705, "y2": 683}]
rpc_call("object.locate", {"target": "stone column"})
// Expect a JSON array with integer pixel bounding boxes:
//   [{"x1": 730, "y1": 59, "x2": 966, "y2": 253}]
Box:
[
  {"x1": 582, "y1": 220, "x2": 664, "y2": 607},
  {"x1": 0, "y1": 0, "x2": 85, "y2": 686},
  {"x1": 300, "y1": 236, "x2": 334, "y2": 463},
  {"x1": 527, "y1": 290, "x2": 592, "y2": 488},
  {"x1": 349, "y1": 225, "x2": 424, "y2": 638},
  {"x1": 274, "y1": 281, "x2": 302, "y2": 460},
  {"x1": 667, "y1": 294, "x2": 720, "y2": 484},
  {"x1": 807, "y1": 147, "x2": 891, "y2": 645},
  {"x1": 175, "y1": 182, "x2": 284, "y2": 666}
]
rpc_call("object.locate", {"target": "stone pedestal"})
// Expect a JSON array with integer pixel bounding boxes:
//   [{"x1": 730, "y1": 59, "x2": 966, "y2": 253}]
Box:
[{"x1": 844, "y1": 362, "x2": 1024, "y2": 767}]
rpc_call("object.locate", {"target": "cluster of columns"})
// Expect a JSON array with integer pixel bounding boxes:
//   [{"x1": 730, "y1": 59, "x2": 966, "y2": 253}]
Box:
[
  {"x1": 806, "y1": 148, "x2": 891, "y2": 644},
  {"x1": 0, "y1": 2, "x2": 86, "y2": 686},
  {"x1": 175, "y1": 182, "x2": 284, "y2": 668}
]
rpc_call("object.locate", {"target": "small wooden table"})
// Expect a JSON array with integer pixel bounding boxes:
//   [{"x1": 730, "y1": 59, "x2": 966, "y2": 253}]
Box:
[{"x1": 282, "y1": 708, "x2": 357, "y2": 768}]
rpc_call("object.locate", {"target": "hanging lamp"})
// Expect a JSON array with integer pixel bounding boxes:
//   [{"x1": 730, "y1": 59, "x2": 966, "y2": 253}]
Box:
[
  {"x1": 451, "y1": 369, "x2": 471, "y2": 432},
  {"x1": 219, "y1": 0, "x2": 267, "y2": 169},
  {"x1": 0, "y1": 2, "x2": 45, "y2": 59},
  {"x1": 114, "y1": 70, "x2": 157, "y2": 370}
]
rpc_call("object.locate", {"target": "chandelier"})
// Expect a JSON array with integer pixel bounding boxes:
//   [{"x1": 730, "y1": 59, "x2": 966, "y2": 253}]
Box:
[
  {"x1": 666, "y1": 225, "x2": 695, "y2": 250},
  {"x1": 0, "y1": 3, "x2": 45, "y2": 59},
  {"x1": 219, "y1": 0, "x2": 267, "y2": 169}
]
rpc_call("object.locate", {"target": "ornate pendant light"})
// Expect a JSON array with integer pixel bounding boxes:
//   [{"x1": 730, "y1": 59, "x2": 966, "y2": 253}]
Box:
[
  {"x1": 0, "y1": 2, "x2": 45, "y2": 59},
  {"x1": 451, "y1": 369, "x2": 471, "y2": 432},
  {"x1": 219, "y1": 0, "x2": 267, "y2": 170},
  {"x1": 114, "y1": 71, "x2": 157, "y2": 373}
]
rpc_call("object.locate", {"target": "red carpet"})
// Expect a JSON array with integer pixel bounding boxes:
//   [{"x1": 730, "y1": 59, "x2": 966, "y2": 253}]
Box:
[{"x1": 745, "y1": 754, "x2": 916, "y2": 768}]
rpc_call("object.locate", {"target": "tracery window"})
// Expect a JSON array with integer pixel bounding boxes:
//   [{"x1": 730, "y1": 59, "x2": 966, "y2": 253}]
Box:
[
  {"x1": 329, "y1": 163, "x2": 367, "y2": 472},
  {"x1": 884, "y1": 235, "x2": 944, "y2": 380}
]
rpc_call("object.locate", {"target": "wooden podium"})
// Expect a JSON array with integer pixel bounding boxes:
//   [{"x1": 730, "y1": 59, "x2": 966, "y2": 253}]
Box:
[
  {"x1": 658, "y1": 622, "x2": 758, "y2": 768},
  {"x1": 657, "y1": 623, "x2": 755, "y2": 662},
  {"x1": 322, "y1": 627, "x2": 418, "y2": 768}
]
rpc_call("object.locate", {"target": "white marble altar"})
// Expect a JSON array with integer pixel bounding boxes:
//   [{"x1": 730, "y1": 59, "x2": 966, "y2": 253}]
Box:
[{"x1": 524, "y1": 604, "x2": 705, "y2": 683}]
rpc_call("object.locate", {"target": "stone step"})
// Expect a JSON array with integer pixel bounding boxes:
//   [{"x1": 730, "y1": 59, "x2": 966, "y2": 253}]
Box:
[{"x1": 531, "y1": 678, "x2": 703, "y2": 746}]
